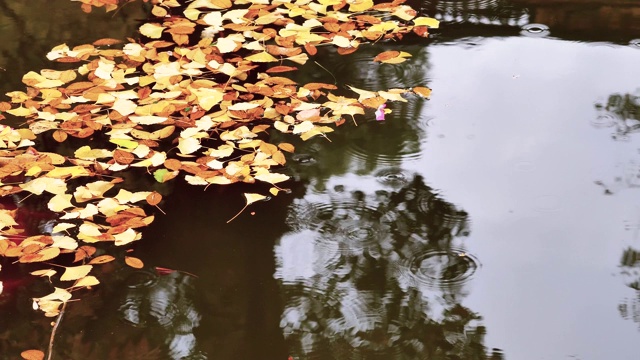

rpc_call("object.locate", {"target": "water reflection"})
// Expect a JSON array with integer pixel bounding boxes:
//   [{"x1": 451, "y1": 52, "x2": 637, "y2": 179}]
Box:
[
  {"x1": 275, "y1": 174, "x2": 493, "y2": 359},
  {"x1": 619, "y1": 247, "x2": 640, "y2": 328},
  {"x1": 594, "y1": 91, "x2": 640, "y2": 140}
]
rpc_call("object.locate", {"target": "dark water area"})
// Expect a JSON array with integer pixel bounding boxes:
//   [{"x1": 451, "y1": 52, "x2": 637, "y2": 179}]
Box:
[{"x1": 1, "y1": 0, "x2": 640, "y2": 359}]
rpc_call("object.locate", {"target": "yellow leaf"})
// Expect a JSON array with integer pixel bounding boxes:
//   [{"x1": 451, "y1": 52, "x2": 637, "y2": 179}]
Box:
[
  {"x1": 331, "y1": 35, "x2": 351, "y2": 48},
  {"x1": 178, "y1": 137, "x2": 201, "y2": 155},
  {"x1": 255, "y1": 172, "x2": 289, "y2": 184},
  {"x1": 0, "y1": 211, "x2": 18, "y2": 228},
  {"x1": 72, "y1": 276, "x2": 100, "y2": 288},
  {"x1": 112, "y1": 98, "x2": 137, "y2": 116},
  {"x1": 114, "y1": 189, "x2": 152, "y2": 204},
  {"x1": 74, "y1": 146, "x2": 113, "y2": 160},
  {"x1": 293, "y1": 121, "x2": 314, "y2": 134},
  {"x1": 348, "y1": 0, "x2": 373, "y2": 12},
  {"x1": 379, "y1": 90, "x2": 408, "y2": 102},
  {"x1": 413, "y1": 17, "x2": 440, "y2": 28},
  {"x1": 129, "y1": 115, "x2": 168, "y2": 125},
  {"x1": 79, "y1": 223, "x2": 102, "y2": 237},
  {"x1": 34, "y1": 79, "x2": 65, "y2": 89},
  {"x1": 60, "y1": 265, "x2": 93, "y2": 281},
  {"x1": 245, "y1": 52, "x2": 279, "y2": 63},
  {"x1": 245, "y1": 193, "x2": 267, "y2": 205},
  {"x1": 114, "y1": 228, "x2": 140, "y2": 246},
  {"x1": 46, "y1": 166, "x2": 91, "y2": 179},
  {"x1": 139, "y1": 23, "x2": 166, "y2": 39},
  {"x1": 216, "y1": 37, "x2": 238, "y2": 53},
  {"x1": 191, "y1": 87, "x2": 224, "y2": 111},
  {"x1": 228, "y1": 102, "x2": 260, "y2": 111},
  {"x1": 183, "y1": 8, "x2": 201, "y2": 20},
  {"x1": 31, "y1": 269, "x2": 57, "y2": 278},
  {"x1": 48, "y1": 194, "x2": 74, "y2": 212},
  {"x1": 110, "y1": 138, "x2": 139, "y2": 149},
  {"x1": 20, "y1": 177, "x2": 67, "y2": 195},
  {"x1": 52, "y1": 235, "x2": 78, "y2": 250},
  {"x1": 6, "y1": 106, "x2": 34, "y2": 117}
]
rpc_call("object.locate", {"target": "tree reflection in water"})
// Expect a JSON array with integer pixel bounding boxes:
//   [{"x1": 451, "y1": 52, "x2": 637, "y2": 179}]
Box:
[
  {"x1": 619, "y1": 247, "x2": 640, "y2": 329},
  {"x1": 275, "y1": 174, "x2": 501, "y2": 359},
  {"x1": 594, "y1": 92, "x2": 640, "y2": 141},
  {"x1": 593, "y1": 92, "x2": 640, "y2": 331}
]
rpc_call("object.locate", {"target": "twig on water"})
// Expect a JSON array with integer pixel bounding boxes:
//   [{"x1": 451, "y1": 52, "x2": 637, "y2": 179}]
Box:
[{"x1": 46, "y1": 301, "x2": 67, "y2": 360}]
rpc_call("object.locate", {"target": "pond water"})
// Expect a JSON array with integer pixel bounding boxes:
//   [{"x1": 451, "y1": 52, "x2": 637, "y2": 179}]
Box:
[{"x1": 1, "y1": 0, "x2": 640, "y2": 359}]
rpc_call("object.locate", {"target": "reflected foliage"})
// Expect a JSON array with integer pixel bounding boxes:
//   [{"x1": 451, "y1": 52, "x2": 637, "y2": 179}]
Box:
[
  {"x1": 275, "y1": 174, "x2": 498, "y2": 359},
  {"x1": 594, "y1": 91, "x2": 640, "y2": 140},
  {"x1": 619, "y1": 247, "x2": 640, "y2": 329}
]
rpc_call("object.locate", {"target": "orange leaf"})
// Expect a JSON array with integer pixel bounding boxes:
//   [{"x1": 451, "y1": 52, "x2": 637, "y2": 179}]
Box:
[
  {"x1": 266, "y1": 66, "x2": 298, "y2": 73},
  {"x1": 373, "y1": 50, "x2": 400, "y2": 62},
  {"x1": 89, "y1": 255, "x2": 115, "y2": 264},
  {"x1": 146, "y1": 192, "x2": 162, "y2": 206},
  {"x1": 125, "y1": 256, "x2": 144, "y2": 269},
  {"x1": 304, "y1": 43, "x2": 317, "y2": 55},
  {"x1": 92, "y1": 38, "x2": 123, "y2": 46},
  {"x1": 412, "y1": 86, "x2": 432, "y2": 98},
  {"x1": 21, "y1": 350, "x2": 44, "y2": 360},
  {"x1": 52, "y1": 130, "x2": 67, "y2": 143},
  {"x1": 114, "y1": 150, "x2": 134, "y2": 165}
]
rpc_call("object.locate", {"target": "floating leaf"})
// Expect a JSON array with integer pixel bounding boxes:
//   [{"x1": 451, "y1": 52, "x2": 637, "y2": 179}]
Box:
[
  {"x1": 412, "y1": 86, "x2": 432, "y2": 98},
  {"x1": 125, "y1": 256, "x2": 144, "y2": 269},
  {"x1": 21, "y1": 350, "x2": 45, "y2": 360},
  {"x1": 89, "y1": 255, "x2": 115, "y2": 264},
  {"x1": 139, "y1": 23, "x2": 166, "y2": 39},
  {"x1": 146, "y1": 192, "x2": 162, "y2": 206},
  {"x1": 60, "y1": 265, "x2": 93, "y2": 281},
  {"x1": 245, "y1": 52, "x2": 278, "y2": 63},
  {"x1": 227, "y1": 193, "x2": 267, "y2": 223},
  {"x1": 73, "y1": 276, "x2": 99, "y2": 288}
]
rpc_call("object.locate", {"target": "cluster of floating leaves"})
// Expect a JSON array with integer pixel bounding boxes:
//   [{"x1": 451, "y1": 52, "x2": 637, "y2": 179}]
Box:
[{"x1": 0, "y1": 0, "x2": 436, "y2": 339}]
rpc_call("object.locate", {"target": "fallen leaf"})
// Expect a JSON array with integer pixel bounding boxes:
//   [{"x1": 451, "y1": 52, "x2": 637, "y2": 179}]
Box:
[{"x1": 125, "y1": 256, "x2": 144, "y2": 269}]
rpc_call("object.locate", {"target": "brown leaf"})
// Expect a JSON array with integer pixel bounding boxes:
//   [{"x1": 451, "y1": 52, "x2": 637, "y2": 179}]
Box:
[
  {"x1": 125, "y1": 256, "x2": 144, "y2": 269},
  {"x1": 92, "y1": 38, "x2": 123, "y2": 46},
  {"x1": 413, "y1": 26, "x2": 429, "y2": 38},
  {"x1": 89, "y1": 255, "x2": 115, "y2": 264},
  {"x1": 373, "y1": 50, "x2": 400, "y2": 62},
  {"x1": 114, "y1": 150, "x2": 134, "y2": 165},
  {"x1": 266, "y1": 66, "x2": 298, "y2": 73},
  {"x1": 303, "y1": 83, "x2": 338, "y2": 91},
  {"x1": 19, "y1": 247, "x2": 60, "y2": 263},
  {"x1": 164, "y1": 158, "x2": 182, "y2": 171},
  {"x1": 146, "y1": 192, "x2": 162, "y2": 206}
]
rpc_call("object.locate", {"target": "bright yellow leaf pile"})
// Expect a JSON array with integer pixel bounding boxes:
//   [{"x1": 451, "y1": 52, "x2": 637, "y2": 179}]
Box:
[{"x1": 0, "y1": 0, "x2": 437, "y2": 319}]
